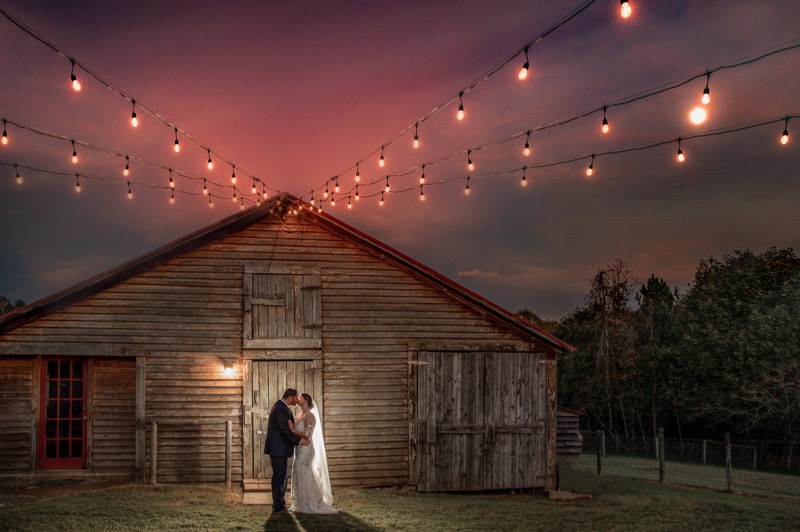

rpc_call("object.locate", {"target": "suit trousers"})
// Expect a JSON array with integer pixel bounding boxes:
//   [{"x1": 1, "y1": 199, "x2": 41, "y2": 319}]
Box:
[{"x1": 270, "y1": 456, "x2": 289, "y2": 511}]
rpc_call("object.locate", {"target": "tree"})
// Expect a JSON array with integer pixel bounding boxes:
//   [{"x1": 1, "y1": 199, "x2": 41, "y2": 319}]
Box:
[
  {"x1": 0, "y1": 296, "x2": 27, "y2": 316},
  {"x1": 515, "y1": 308, "x2": 558, "y2": 334}
]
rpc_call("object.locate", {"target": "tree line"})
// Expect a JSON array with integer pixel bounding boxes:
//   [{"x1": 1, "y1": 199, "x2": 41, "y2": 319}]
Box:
[{"x1": 530, "y1": 247, "x2": 799, "y2": 443}]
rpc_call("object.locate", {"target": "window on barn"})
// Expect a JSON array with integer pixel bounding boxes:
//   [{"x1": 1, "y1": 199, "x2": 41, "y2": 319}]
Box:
[{"x1": 243, "y1": 266, "x2": 321, "y2": 349}]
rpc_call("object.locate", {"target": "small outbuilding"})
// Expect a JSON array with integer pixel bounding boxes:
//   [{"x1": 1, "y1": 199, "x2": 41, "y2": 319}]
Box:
[{"x1": 0, "y1": 194, "x2": 573, "y2": 492}]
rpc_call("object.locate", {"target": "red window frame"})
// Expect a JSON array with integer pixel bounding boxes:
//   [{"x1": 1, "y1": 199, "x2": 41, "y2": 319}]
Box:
[{"x1": 38, "y1": 358, "x2": 87, "y2": 470}]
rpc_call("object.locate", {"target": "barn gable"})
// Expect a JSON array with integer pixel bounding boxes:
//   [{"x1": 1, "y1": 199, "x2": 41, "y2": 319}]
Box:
[{"x1": 0, "y1": 195, "x2": 571, "y2": 490}]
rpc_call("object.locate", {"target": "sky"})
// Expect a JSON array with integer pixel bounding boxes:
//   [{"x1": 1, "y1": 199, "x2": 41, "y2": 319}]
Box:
[{"x1": 1, "y1": 0, "x2": 799, "y2": 320}]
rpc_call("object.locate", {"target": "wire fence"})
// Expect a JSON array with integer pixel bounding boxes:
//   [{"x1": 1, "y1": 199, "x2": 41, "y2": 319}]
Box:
[{"x1": 575, "y1": 430, "x2": 800, "y2": 499}]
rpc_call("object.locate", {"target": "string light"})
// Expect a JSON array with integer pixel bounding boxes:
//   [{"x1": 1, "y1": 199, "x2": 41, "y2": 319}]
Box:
[
  {"x1": 170, "y1": 189, "x2": 175, "y2": 204},
  {"x1": 379, "y1": 146, "x2": 385, "y2": 167},
  {"x1": 256, "y1": 194, "x2": 261, "y2": 206},
  {"x1": 413, "y1": 123, "x2": 420, "y2": 149},
  {"x1": 252, "y1": 178, "x2": 257, "y2": 194},
  {"x1": 518, "y1": 45, "x2": 530, "y2": 80},
  {"x1": 240, "y1": 198, "x2": 245, "y2": 211},
  {"x1": 334, "y1": 176, "x2": 340, "y2": 193},
  {"x1": 173, "y1": 128, "x2": 180, "y2": 153},
  {"x1": 419, "y1": 164, "x2": 426, "y2": 185},
  {"x1": 203, "y1": 179, "x2": 208, "y2": 195},
  {"x1": 75, "y1": 174, "x2": 81, "y2": 192},
  {"x1": 70, "y1": 59, "x2": 81, "y2": 91},
  {"x1": 207, "y1": 149, "x2": 213, "y2": 170},
  {"x1": 169, "y1": 168, "x2": 174, "y2": 188},
  {"x1": 702, "y1": 70, "x2": 711, "y2": 105},
  {"x1": 324, "y1": 183, "x2": 329, "y2": 199},
  {"x1": 419, "y1": 185, "x2": 425, "y2": 201},
  {"x1": 355, "y1": 185, "x2": 360, "y2": 200},
  {"x1": 385, "y1": 176, "x2": 390, "y2": 192},
  {"x1": 521, "y1": 166, "x2": 528, "y2": 187},
  {"x1": 2, "y1": 119, "x2": 8, "y2": 145},
  {"x1": 15, "y1": 164, "x2": 22, "y2": 184},
  {"x1": 689, "y1": 107, "x2": 707, "y2": 125},
  {"x1": 355, "y1": 163, "x2": 361, "y2": 182},
  {"x1": 208, "y1": 195, "x2": 213, "y2": 208},
  {"x1": 348, "y1": 196, "x2": 352, "y2": 209},
  {"x1": 330, "y1": 197, "x2": 336, "y2": 207},
  {"x1": 262, "y1": 185, "x2": 268, "y2": 200},
  {"x1": 457, "y1": 92, "x2": 465, "y2": 121},
  {"x1": 379, "y1": 191, "x2": 385, "y2": 206},
  {"x1": 781, "y1": 116, "x2": 790, "y2": 145},
  {"x1": 586, "y1": 154, "x2": 595, "y2": 176},
  {"x1": 71, "y1": 141, "x2": 78, "y2": 164},
  {"x1": 467, "y1": 150, "x2": 474, "y2": 172},
  {"x1": 676, "y1": 138, "x2": 685, "y2": 162},
  {"x1": 602, "y1": 105, "x2": 610, "y2": 134},
  {"x1": 230, "y1": 165, "x2": 236, "y2": 184},
  {"x1": 620, "y1": 0, "x2": 632, "y2": 18},
  {"x1": 465, "y1": 176, "x2": 471, "y2": 195},
  {"x1": 232, "y1": 186, "x2": 237, "y2": 202},
  {"x1": 130, "y1": 100, "x2": 138, "y2": 127},
  {"x1": 310, "y1": 193, "x2": 315, "y2": 206},
  {"x1": 123, "y1": 156, "x2": 130, "y2": 176},
  {"x1": 523, "y1": 130, "x2": 531, "y2": 157},
  {"x1": 127, "y1": 181, "x2": 132, "y2": 199}
]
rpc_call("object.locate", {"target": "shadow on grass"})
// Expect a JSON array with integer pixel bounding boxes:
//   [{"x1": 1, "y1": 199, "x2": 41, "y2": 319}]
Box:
[{"x1": 265, "y1": 510, "x2": 381, "y2": 532}]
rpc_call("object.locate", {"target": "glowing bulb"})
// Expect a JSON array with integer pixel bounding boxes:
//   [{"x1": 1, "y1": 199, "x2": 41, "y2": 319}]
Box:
[
  {"x1": 602, "y1": 118, "x2": 609, "y2": 134},
  {"x1": 75, "y1": 176, "x2": 81, "y2": 192},
  {"x1": 689, "y1": 107, "x2": 707, "y2": 125},
  {"x1": 457, "y1": 91, "x2": 465, "y2": 121},
  {"x1": 586, "y1": 155, "x2": 595, "y2": 177},
  {"x1": 71, "y1": 142, "x2": 78, "y2": 164},
  {"x1": 348, "y1": 198, "x2": 352, "y2": 209},
  {"x1": 334, "y1": 177, "x2": 340, "y2": 193},
  {"x1": 385, "y1": 177, "x2": 390, "y2": 192},
  {"x1": 620, "y1": 0, "x2": 632, "y2": 18},
  {"x1": 331, "y1": 198, "x2": 336, "y2": 207},
  {"x1": 170, "y1": 190, "x2": 175, "y2": 204},
  {"x1": 240, "y1": 199, "x2": 245, "y2": 211},
  {"x1": 413, "y1": 123, "x2": 420, "y2": 148},
  {"x1": 420, "y1": 165, "x2": 426, "y2": 185},
  {"x1": 207, "y1": 149, "x2": 213, "y2": 170},
  {"x1": 127, "y1": 181, "x2": 133, "y2": 199},
  {"x1": 123, "y1": 156, "x2": 130, "y2": 176},
  {"x1": 521, "y1": 168, "x2": 528, "y2": 187},
  {"x1": 173, "y1": 128, "x2": 180, "y2": 153},
  {"x1": 464, "y1": 179, "x2": 471, "y2": 195},
  {"x1": 781, "y1": 130, "x2": 789, "y2": 145},
  {"x1": 324, "y1": 185, "x2": 329, "y2": 199},
  {"x1": 523, "y1": 131, "x2": 531, "y2": 157},
  {"x1": 355, "y1": 163, "x2": 360, "y2": 182},
  {"x1": 2, "y1": 120, "x2": 7, "y2": 145},
  {"x1": 467, "y1": 150, "x2": 474, "y2": 172},
  {"x1": 209, "y1": 196, "x2": 214, "y2": 208},
  {"x1": 379, "y1": 147, "x2": 385, "y2": 167},
  {"x1": 413, "y1": 135, "x2": 419, "y2": 149},
  {"x1": 355, "y1": 186, "x2": 360, "y2": 200},
  {"x1": 231, "y1": 166, "x2": 237, "y2": 184},
  {"x1": 701, "y1": 88, "x2": 710, "y2": 105},
  {"x1": 518, "y1": 62, "x2": 529, "y2": 80},
  {"x1": 677, "y1": 149, "x2": 685, "y2": 162},
  {"x1": 15, "y1": 165, "x2": 22, "y2": 184},
  {"x1": 169, "y1": 175, "x2": 175, "y2": 188},
  {"x1": 263, "y1": 188, "x2": 268, "y2": 200},
  {"x1": 419, "y1": 186, "x2": 425, "y2": 201},
  {"x1": 131, "y1": 101, "x2": 138, "y2": 127},
  {"x1": 252, "y1": 180, "x2": 257, "y2": 194},
  {"x1": 379, "y1": 192, "x2": 384, "y2": 206},
  {"x1": 203, "y1": 179, "x2": 208, "y2": 195}
]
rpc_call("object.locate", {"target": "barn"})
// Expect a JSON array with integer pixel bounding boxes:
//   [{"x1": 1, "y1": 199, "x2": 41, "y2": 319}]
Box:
[{"x1": 0, "y1": 194, "x2": 573, "y2": 493}]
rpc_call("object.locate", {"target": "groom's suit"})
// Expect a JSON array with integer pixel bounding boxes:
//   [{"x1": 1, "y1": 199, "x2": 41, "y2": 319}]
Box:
[{"x1": 265, "y1": 399, "x2": 301, "y2": 512}]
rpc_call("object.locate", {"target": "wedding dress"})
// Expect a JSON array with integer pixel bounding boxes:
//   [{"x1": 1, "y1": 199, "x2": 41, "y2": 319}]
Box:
[{"x1": 289, "y1": 407, "x2": 338, "y2": 514}]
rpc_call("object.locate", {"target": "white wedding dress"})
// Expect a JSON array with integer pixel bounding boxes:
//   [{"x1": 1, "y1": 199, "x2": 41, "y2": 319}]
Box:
[{"x1": 289, "y1": 408, "x2": 338, "y2": 514}]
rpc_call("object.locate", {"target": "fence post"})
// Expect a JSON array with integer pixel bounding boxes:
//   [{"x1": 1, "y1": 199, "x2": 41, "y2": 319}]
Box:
[
  {"x1": 752, "y1": 447, "x2": 757, "y2": 471},
  {"x1": 596, "y1": 430, "x2": 603, "y2": 475},
  {"x1": 225, "y1": 420, "x2": 232, "y2": 487},
  {"x1": 150, "y1": 420, "x2": 158, "y2": 485},
  {"x1": 702, "y1": 439, "x2": 707, "y2": 465},
  {"x1": 725, "y1": 433, "x2": 733, "y2": 492},
  {"x1": 658, "y1": 428, "x2": 665, "y2": 484},
  {"x1": 601, "y1": 430, "x2": 606, "y2": 457}
]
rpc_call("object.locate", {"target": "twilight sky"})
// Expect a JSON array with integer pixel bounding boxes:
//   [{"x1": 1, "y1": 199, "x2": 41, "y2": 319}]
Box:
[{"x1": 1, "y1": 0, "x2": 799, "y2": 319}]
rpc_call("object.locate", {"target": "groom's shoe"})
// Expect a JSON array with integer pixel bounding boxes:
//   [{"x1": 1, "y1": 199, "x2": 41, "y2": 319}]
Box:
[{"x1": 273, "y1": 507, "x2": 290, "y2": 514}]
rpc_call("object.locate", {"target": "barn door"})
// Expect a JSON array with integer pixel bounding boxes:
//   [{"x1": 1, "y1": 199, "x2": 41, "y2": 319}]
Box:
[
  {"x1": 243, "y1": 359, "x2": 323, "y2": 481},
  {"x1": 412, "y1": 351, "x2": 545, "y2": 492},
  {"x1": 38, "y1": 358, "x2": 87, "y2": 470}
]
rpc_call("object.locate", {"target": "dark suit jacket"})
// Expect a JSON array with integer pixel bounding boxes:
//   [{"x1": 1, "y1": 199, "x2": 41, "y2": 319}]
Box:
[{"x1": 264, "y1": 399, "x2": 301, "y2": 457}]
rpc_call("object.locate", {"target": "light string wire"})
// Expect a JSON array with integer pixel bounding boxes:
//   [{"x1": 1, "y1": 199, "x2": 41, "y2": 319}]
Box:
[
  {"x1": 0, "y1": 7, "x2": 277, "y2": 193},
  {"x1": 0, "y1": 117, "x2": 257, "y2": 196},
  {"x1": 316, "y1": 39, "x2": 800, "y2": 202},
  {"x1": 306, "y1": 0, "x2": 600, "y2": 198},
  {"x1": 311, "y1": 113, "x2": 798, "y2": 205}
]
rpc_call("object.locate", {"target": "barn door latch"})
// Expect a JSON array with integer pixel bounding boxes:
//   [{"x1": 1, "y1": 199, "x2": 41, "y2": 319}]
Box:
[{"x1": 253, "y1": 390, "x2": 259, "y2": 405}]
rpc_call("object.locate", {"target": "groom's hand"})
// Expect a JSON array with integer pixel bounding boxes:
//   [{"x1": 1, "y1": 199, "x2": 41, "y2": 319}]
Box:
[{"x1": 300, "y1": 438, "x2": 311, "y2": 446}]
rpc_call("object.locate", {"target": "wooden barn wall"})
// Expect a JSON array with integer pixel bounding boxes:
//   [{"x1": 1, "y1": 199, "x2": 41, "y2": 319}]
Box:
[
  {"x1": 0, "y1": 358, "x2": 35, "y2": 474},
  {"x1": 0, "y1": 214, "x2": 548, "y2": 487},
  {"x1": 91, "y1": 359, "x2": 136, "y2": 476}
]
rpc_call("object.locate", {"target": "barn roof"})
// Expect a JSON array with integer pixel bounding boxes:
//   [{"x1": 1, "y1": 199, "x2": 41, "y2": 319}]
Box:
[{"x1": 0, "y1": 194, "x2": 574, "y2": 352}]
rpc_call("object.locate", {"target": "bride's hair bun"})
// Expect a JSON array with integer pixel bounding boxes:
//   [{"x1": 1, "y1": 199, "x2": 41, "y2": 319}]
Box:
[{"x1": 302, "y1": 393, "x2": 314, "y2": 409}]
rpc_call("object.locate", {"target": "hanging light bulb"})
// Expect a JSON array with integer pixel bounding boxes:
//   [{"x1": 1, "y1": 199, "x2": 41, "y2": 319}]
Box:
[
  {"x1": 586, "y1": 154, "x2": 595, "y2": 176},
  {"x1": 127, "y1": 181, "x2": 133, "y2": 199},
  {"x1": 256, "y1": 195, "x2": 261, "y2": 206},
  {"x1": 379, "y1": 191, "x2": 385, "y2": 206},
  {"x1": 203, "y1": 179, "x2": 208, "y2": 195},
  {"x1": 467, "y1": 150, "x2": 474, "y2": 172},
  {"x1": 75, "y1": 174, "x2": 81, "y2": 192},
  {"x1": 131, "y1": 100, "x2": 138, "y2": 127},
  {"x1": 355, "y1": 185, "x2": 360, "y2": 200},
  {"x1": 323, "y1": 183, "x2": 329, "y2": 199},
  {"x1": 348, "y1": 196, "x2": 352, "y2": 209},
  {"x1": 419, "y1": 185, "x2": 425, "y2": 201},
  {"x1": 262, "y1": 185, "x2": 268, "y2": 200},
  {"x1": 385, "y1": 176, "x2": 390, "y2": 192},
  {"x1": 676, "y1": 138, "x2": 685, "y2": 162},
  {"x1": 781, "y1": 116, "x2": 790, "y2": 145},
  {"x1": 167, "y1": 169, "x2": 175, "y2": 188},
  {"x1": 523, "y1": 130, "x2": 531, "y2": 157},
  {"x1": 355, "y1": 162, "x2": 361, "y2": 182},
  {"x1": 521, "y1": 167, "x2": 528, "y2": 187},
  {"x1": 457, "y1": 91, "x2": 465, "y2": 121},
  {"x1": 123, "y1": 156, "x2": 130, "y2": 176},
  {"x1": 702, "y1": 70, "x2": 711, "y2": 105},
  {"x1": 252, "y1": 179, "x2": 257, "y2": 194},
  {"x1": 71, "y1": 141, "x2": 78, "y2": 164},
  {"x1": 173, "y1": 128, "x2": 180, "y2": 152},
  {"x1": 379, "y1": 146, "x2": 385, "y2": 167},
  {"x1": 170, "y1": 189, "x2": 175, "y2": 204},
  {"x1": 620, "y1": 0, "x2": 632, "y2": 18},
  {"x1": 334, "y1": 176, "x2": 340, "y2": 193},
  {"x1": 70, "y1": 59, "x2": 81, "y2": 91},
  {"x1": 310, "y1": 193, "x2": 316, "y2": 206},
  {"x1": 207, "y1": 149, "x2": 213, "y2": 170},
  {"x1": 240, "y1": 199, "x2": 245, "y2": 211},
  {"x1": 602, "y1": 105, "x2": 610, "y2": 134},
  {"x1": 331, "y1": 197, "x2": 336, "y2": 207},
  {"x1": 209, "y1": 195, "x2": 214, "y2": 208},
  {"x1": 232, "y1": 187, "x2": 237, "y2": 202},
  {"x1": 518, "y1": 45, "x2": 530, "y2": 80},
  {"x1": 689, "y1": 107, "x2": 707, "y2": 125},
  {"x1": 2, "y1": 119, "x2": 8, "y2": 146},
  {"x1": 413, "y1": 123, "x2": 420, "y2": 149},
  {"x1": 464, "y1": 176, "x2": 471, "y2": 195},
  {"x1": 15, "y1": 164, "x2": 22, "y2": 185},
  {"x1": 419, "y1": 164, "x2": 426, "y2": 185}
]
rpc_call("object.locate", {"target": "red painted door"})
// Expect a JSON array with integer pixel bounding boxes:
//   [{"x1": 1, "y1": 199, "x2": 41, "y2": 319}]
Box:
[{"x1": 38, "y1": 358, "x2": 87, "y2": 470}]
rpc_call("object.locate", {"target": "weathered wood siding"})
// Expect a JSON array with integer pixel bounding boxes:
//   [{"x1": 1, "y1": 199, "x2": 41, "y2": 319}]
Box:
[
  {"x1": 0, "y1": 212, "x2": 554, "y2": 487},
  {"x1": 556, "y1": 408, "x2": 583, "y2": 456},
  {"x1": 0, "y1": 358, "x2": 35, "y2": 474},
  {"x1": 91, "y1": 359, "x2": 136, "y2": 476}
]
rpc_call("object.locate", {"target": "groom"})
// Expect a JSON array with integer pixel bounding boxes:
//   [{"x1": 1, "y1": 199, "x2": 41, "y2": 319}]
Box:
[{"x1": 264, "y1": 388, "x2": 308, "y2": 513}]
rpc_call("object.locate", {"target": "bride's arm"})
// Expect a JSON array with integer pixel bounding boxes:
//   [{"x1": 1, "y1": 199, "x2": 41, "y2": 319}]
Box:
[{"x1": 288, "y1": 413, "x2": 316, "y2": 439}]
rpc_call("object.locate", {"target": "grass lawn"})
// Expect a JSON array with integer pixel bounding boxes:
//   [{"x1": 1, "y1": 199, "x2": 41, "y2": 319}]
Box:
[{"x1": 1, "y1": 466, "x2": 798, "y2": 531}]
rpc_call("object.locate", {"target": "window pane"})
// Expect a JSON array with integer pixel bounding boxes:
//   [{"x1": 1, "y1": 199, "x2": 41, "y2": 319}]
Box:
[
  {"x1": 72, "y1": 362, "x2": 83, "y2": 379},
  {"x1": 72, "y1": 381, "x2": 83, "y2": 399},
  {"x1": 46, "y1": 440, "x2": 57, "y2": 458},
  {"x1": 72, "y1": 420, "x2": 83, "y2": 438},
  {"x1": 46, "y1": 399, "x2": 57, "y2": 418},
  {"x1": 71, "y1": 439, "x2": 82, "y2": 458},
  {"x1": 59, "y1": 420, "x2": 70, "y2": 438},
  {"x1": 46, "y1": 420, "x2": 57, "y2": 438},
  {"x1": 58, "y1": 440, "x2": 69, "y2": 458},
  {"x1": 59, "y1": 400, "x2": 70, "y2": 418},
  {"x1": 60, "y1": 360, "x2": 70, "y2": 379},
  {"x1": 72, "y1": 400, "x2": 82, "y2": 418},
  {"x1": 48, "y1": 380, "x2": 58, "y2": 400},
  {"x1": 59, "y1": 381, "x2": 70, "y2": 400},
  {"x1": 47, "y1": 361, "x2": 58, "y2": 379}
]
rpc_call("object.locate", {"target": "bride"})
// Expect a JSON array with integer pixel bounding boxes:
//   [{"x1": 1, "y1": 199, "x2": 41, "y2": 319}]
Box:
[{"x1": 287, "y1": 393, "x2": 338, "y2": 514}]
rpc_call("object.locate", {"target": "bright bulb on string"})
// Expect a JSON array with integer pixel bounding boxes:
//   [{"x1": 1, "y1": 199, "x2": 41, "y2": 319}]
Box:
[
  {"x1": 457, "y1": 92, "x2": 465, "y2": 121},
  {"x1": 70, "y1": 60, "x2": 81, "y2": 92},
  {"x1": 123, "y1": 156, "x2": 130, "y2": 176},
  {"x1": 689, "y1": 107, "x2": 707, "y2": 124},
  {"x1": 385, "y1": 177, "x2": 390, "y2": 193},
  {"x1": 419, "y1": 186, "x2": 425, "y2": 201},
  {"x1": 127, "y1": 182, "x2": 133, "y2": 199},
  {"x1": 2, "y1": 120, "x2": 8, "y2": 145},
  {"x1": 71, "y1": 142, "x2": 78, "y2": 164},
  {"x1": 170, "y1": 190, "x2": 175, "y2": 204},
  {"x1": 131, "y1": 101, "x2": 138, "y2": 127},
  {"x1": 413, "y1": 123, "x2": 420, "y2": 148},
  {"x1": 586, "y1": 155, "x2": 595, "y2": 177},
  {"x1": 203, "y1": 179, "x2": 208, "y2": 195},
  {"x1": 677, "y1": 149, "x2": 685, "y2": 162},
  {"x1": 207, "y1": 150, "x2": 213, "y2": 170},
  {"x1": 379, "y1": 146, "x2": 385, "y2": 167},
  {"x1": 781, "y1": 117, "x2": 790, "y2": 145},
  {"x1": 355, "y1": 163, "x2": 360, "y2": 182},
  {"x1": 620, "y1": 0, "x2": 632, "y2": 18},
  {"x1": 602, "y1": 118, "x2": 609, "y2": 134},
  {"x1": 521, "y1": 168, "x2": 528, "y2": 187},
  {"x1": 518, "y1": 62, "x2": 529, "y2": 80},
  {"x1": 15, "y1": 165, "x2": 22, "y2": 184},
  {"x1": 75, "y1": 176, "x2": 81, "y2": 192},
  {"x1": 701, "y1": 89, "x2": 710, "y2": 105},
  {"x1": 465, "y1": 177, "x2": 471, "y2": 195},
  {"x1": 467, "y1": 150, "x2": 474, "y2": 172},
  {"x1": 379, "y1": 192, "x2": 384, "y2": 206}
]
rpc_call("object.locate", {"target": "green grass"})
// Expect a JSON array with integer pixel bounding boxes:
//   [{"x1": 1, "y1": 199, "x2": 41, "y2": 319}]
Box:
[{"x1": 1, "y1": 467, "x2": 798, "y2": 532}]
